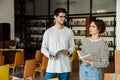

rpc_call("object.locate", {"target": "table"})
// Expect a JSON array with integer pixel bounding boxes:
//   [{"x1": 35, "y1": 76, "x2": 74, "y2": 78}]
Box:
[{"x1": 0, "y1": 48, "x2": 24, "y2": 64}]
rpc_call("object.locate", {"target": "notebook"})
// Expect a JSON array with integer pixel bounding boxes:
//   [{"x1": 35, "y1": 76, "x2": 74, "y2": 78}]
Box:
[{"x1": 77, "y1": 50, "x2": 95, "y2": 60}]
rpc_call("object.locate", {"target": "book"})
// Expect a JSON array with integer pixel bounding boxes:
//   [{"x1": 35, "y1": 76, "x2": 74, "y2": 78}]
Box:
[
  {"x1": 77, "y1": 50, "x2": 95, "y2": 60},
  {"x1": 56, "y1": 49, "x2": 63, "y2": 54},
  {"x1": 49, "y1": 49, "x2": 65, "y2": 60}
]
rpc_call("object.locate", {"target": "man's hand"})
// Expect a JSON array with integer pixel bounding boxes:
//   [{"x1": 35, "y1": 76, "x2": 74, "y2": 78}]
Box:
[
  {"x1": 62, "y1": 49, "x2": 69, "y2": 55},
  {"x1": 49, "y1": 53, "x2": 58, "y2": 60}
]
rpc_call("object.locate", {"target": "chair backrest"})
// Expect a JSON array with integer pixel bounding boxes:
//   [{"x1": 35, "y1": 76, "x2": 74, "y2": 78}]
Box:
[
  {"x1": 14, "y1": 51, "x2": 24, "y2": 66},
  {"x1": 0, "y1": 55, "x2": 4, "y2": 66},
  {"x1": 41, "y1": 55, "x2": 48, "y2": 71},
  {"x1": 49, "y1": 78, "x2": 59, "y2": 80},
  {"x1": 115, "y1": 50, "x2": 120, "y2": 73},
  {"x1": 0, "y1": 41, "x2": 3, "y2": 48},
  {"x1": 104, "y1": 73, "x2": 120, "y2": 80},
  {"x1": 35, "y1": 50, "x2": 43, "y2": 64},
  {"x1": 0, "y1": 64, "x2": 9, "y2": 80},
  {"x1": 24, "y1": 59, "x2": 36, "y2": 78},
  {"x1": 0, "y1": 50, "x2": 2, "y2": 55},
  {"x1": 70, "y1": 48, "x2": 79, "y2": 62}
]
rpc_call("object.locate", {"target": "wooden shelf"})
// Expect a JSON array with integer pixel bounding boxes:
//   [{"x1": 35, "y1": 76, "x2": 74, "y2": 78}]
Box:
[{"x1": 70, "y1": 25, "x2": 86, "y2": 27}]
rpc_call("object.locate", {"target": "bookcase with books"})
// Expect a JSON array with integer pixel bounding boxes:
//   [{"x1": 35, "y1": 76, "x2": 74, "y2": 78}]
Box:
[
  {"x1": 69, "y1": 15, "x2": 90, "y2": 50},
  {"x1": 25, "y1": 16, "x2": 48, "y2": 49}
]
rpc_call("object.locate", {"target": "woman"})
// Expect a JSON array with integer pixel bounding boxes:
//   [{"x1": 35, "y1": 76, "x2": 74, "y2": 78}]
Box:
[{"x1": 79, "y1": 19, "x2": 109, "y2": 80}]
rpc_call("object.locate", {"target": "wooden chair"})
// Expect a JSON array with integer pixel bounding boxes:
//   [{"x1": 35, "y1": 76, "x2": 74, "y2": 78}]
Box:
[
  {"x1": 115, "y1": 50, "x2": 120, "y2": 73},
  {"x1": 0, "y1": 55, "x2": 4, "y2": 66},
  {"x1": 36, "y1": 55, "x2": 48, "y2": 80},
  {"x1": 10, "y1": 51, "x2": 24, "y2": 74},
  {"x1": 0, "y1": 64, "x2": 9, "y2": 80},
  {"x1": 0, "y1": 41, "x2": 3, "y2": 48},
  {"x1": 12, "y1": 59, "x2": 36, "y2": 80},
  {"x1": 0, "y1": 50, "x2": 2, "y2": 55},
  {"x1": 35, "y1": 50, "x2": 43, "y2": 66},
  {"x1": 104, "y1": 73, "x2": 120, "y2": 80},
  {"x1": 49, "y1": 78, "x2": 59, "y2": 80},
  {"x1": 69, "y1": 48, "x2": 79, "y2": 62}
]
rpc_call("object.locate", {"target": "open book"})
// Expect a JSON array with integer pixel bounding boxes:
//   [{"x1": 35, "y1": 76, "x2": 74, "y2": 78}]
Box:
[
  {"x1": 77, "y1": 50, "x2": 95, "y2": 60},
  {"x1": 49, "y1": 49, "x2": 65, "y2": 60},
  {"x1": 56, "y1": 49, "x2": 63, "y2": 54}
]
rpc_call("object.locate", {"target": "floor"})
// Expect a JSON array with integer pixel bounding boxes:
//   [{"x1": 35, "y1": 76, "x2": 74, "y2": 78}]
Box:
[{"x1": 9, "y1": 59, "x2": 114, "y2": 80}]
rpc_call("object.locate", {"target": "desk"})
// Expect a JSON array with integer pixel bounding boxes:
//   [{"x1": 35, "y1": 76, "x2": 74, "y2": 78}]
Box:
[
  {"x1": 0, "y1": 48, "x2": 23, "y2": 52},
  {"x1": 0, "y1": 48, "x2": 24, "y2": 64}
]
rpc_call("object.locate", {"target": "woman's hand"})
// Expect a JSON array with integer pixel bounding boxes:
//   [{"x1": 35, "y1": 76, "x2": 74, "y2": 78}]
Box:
[{"x1": 82, "y1": 58, "x2": 92, "y2": 65}]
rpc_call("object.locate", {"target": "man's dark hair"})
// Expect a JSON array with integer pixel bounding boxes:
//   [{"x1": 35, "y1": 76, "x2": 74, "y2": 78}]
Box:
[{"x1": 54, "y1": 8, "x2": 67, "y2": 16}]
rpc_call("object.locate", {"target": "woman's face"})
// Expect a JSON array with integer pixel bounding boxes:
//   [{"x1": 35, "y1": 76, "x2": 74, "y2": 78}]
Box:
[{"x1": 89, "y1": 21, "x2": 100, "y2": 35}]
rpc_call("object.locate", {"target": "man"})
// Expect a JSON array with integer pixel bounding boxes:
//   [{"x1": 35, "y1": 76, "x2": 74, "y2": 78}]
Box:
[{"x1": 41, "y1": 8, "x2": 75, "y2": 80}]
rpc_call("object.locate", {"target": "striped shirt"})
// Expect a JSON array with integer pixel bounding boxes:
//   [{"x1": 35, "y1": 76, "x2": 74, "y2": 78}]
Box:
[{"x1": 81, "y1": 38, "x2": 109, "y2": 68}]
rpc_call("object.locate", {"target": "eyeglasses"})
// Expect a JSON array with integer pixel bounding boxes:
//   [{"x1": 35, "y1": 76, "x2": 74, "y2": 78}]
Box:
[{"x1": 58, "y1": 16, "x2": 66, "y2": 18}]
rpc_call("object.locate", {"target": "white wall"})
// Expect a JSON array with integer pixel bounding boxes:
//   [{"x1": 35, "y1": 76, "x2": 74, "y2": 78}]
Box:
[
  {"x1": 0, "y1": 0, "x2": 14, "y2": 40},
  {"x1": 116, "y1": 0, "x2": 120, "y2": 50}
]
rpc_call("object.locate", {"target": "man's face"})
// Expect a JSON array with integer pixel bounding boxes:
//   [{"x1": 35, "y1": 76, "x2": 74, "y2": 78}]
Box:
[{"x1": 54, "y1": 12, "x2": 66, "y2": 25}]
